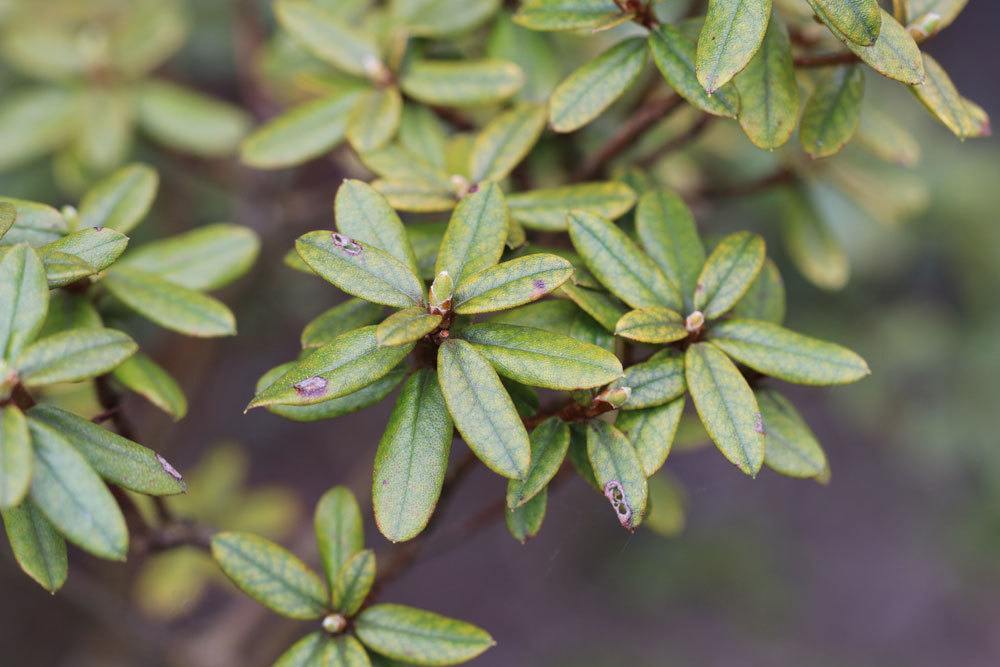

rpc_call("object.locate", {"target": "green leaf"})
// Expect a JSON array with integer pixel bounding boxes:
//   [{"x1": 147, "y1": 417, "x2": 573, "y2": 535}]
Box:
[
  {"x1": 37, "y1": 291, "x2": 102, "y2": 338},
  {"x1": 437, "y1": 339, "x2": 530, "y2": 479},
  {"x1": 491, "y1": 299, "x2": 613, "y2": 351},
  {"x1": 111, "y1": 352, "x2": 188, "y2": 420},
  {"x1": 696, "y1": 0, "x2": 772, "y2": 93},
  {"x1": 684, "y1": 343, "x2": 764, "y2": 476},
  {"x1": 374, "y1": 369, "x2": 453, "y2": 543},
  {"x1": 1, "y1": 500, "x2": 67, "y2": 592},
  {"x1": 557, "y1": 282, "x2": 627, "y2": 332},
  {"x1": 757, "y1": 389, "x2": 829, "y2": 481},
  {"x1": 806, "y1": 0, "x2": 881, "y2": 46},
  {"x1": 800, "y1": 64, "x2": 865, "y2": 160},
  {"x1": 567, "y1": 423, "x2": 599, "y2": 490},
  {"x1": 452, "y1": 254, "x2": 572, "y2": 315},
  {"x1": 37, "y1": 251, "x2": 94, "y2": 288},
  {"x1": 335, "y1": 179, "x2": 419, "y2": 277},
  {"x1": 470, "y1": 103, "x2": 547, "y2": 183},
  {"x1": 0, "y1": 198, "x2": 68, "y2": 246},
  {"x1": 27, "y1": 418, "x2": 127, "y2": 560},
  {"x1": 856, "y1": 107, "x2": 922, "y2": 166},
  {"x1": 507, "y1": 182, "x2": 636, "y2": 232},
  {"x1": 377, "y1": 307, "x2": 442, "y2": 346},
  {"x1": 568, "y1": 211, "x2": 676, "y2": 311},
  {"x1": 506, "y1": 418, "x2": 569, "y2": 509},
  {"x1": 0, "y1": 202, "x2": 14, "y2": 240},
  {"x1": 248, "y1": 326, "x2": 413, "y2": 409},
  {"x1": 0, "y1": 244, "x2": 48, "y2": 361},
  {"x1": 732, "y1": 258, "x2": 785, "y2": 324},
  {"x1": 514, "y1": 0, "x2": 621, "y2": 31},
  {"x1": 635, "y1": 190, "x2": 703, "y2": 312},
  {"x1": 302, "y1": 299, "x2": 386, "y2": 348},
  {"x1": 506, "y1": 488, "x2": 546, "y2": 543},
  {"x1": 240, "y1": 91, "x2": 363, "y2": 169},
  {"x1": 693, "y1": 231, "x2": 766, "y2": 319},
  {"x1": 434, "y1": 183, "x2": 509, "y2": 285},
  {"x1": 315, "y1": 486, "x2": 364, "y2": 589},
  {"x1": 612, "y1": 349, "x2": 686, "y2": 410},
  {"x1": 258, "y1": 364, "x2": 405, "y2": 423},
  {"x1": 40, "y1": 227, "x2": 129, "y2": 273},
  {"x1": 549, "y1": 37, "x2": 647, "y2": 133},
  {"x1": 734, "y1": 14, "x2": 799, "y2": 150},
  {"x1": 275, "y1": 0, "x2": 382, "y2": 78},
  {"x1": 17, "y1": 328, "x2": 137, "y2": 387},
  {"x1": 649, "y1": 24, "x2": 740, "y2": 119},
  {"x1": 373, "y1": 178, "x2": 456, "y2": 213},
  {"x1": 77, "y1": 164, "x2": 158, "y2": 234},
  {"x1": 332, "y1": 548, "x2": 375, "y2": 615},
  {"x1": 119, "y1": 224, "x2": 260, "y2": 291},
  {"x1": 355, "y1": 603, "x2": 495, "y2": 665},
  {"x1": 400, "y1": 59, "x2": 524, "y2": 107},
  {"x1": 833, "y1": 10, "x2": 923, "y2": 85},
  {"x1": 463, "y1": 322, "x2": 623, "y2": 390},
  {"x1": 347, "y1": 87, "x2": 403, "y2": 153},
  {"x1": 780, "y1": 188, "x2": 849, "y2": 290},
  {"x1": 211, "y1": 531, "x2": 328, "y2": 619},
  {"x1": 275, "y1": 633, "x2": 372, "y2": 667},
  {"x1": 0, "y1": 87, "x2": 79, "y2": 171},
  {"x1": 395, "y1": 0, "x2": 501, "y2": 37},
  {"x1": 0, "y1": 406, "x2": 31, "y2": 509},
  {"x1": 103, "y1": 267, "x2": 237, "y2": 337},
  {"x1": 297, "y1": 231, "x2": 424, "y2": 308},
  {"x1": 910, "y1": 52, "x2": 979, "y2": 139},
  {"x1": 616, "y1": 398, "x2": 684, "y2": 477},
  {"x1": 614, "y1": 307, "x2": 687, "y2": 344},
  {"x1": 398, "y1": 106, "x2": 449, "y2": 170},
  {"x1": 29, "y1": 404, "x2": 185, "y2": 495},
  {"x1": 586, "y1": 420, "x2": 648, "y2": 530},
  {"x1": 137, "y1": 80, "x2": 251, "y2": 157},
  {"x1": 707, "y1": 319, "x2": 870, "y2": 385},
  {"x1": 907, "y1": 0, "x2": 969, "y2": 36}
]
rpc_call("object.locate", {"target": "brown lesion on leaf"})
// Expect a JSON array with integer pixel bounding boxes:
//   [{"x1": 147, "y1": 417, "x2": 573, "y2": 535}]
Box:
[
  {"x1": 754, "y1": 412, "x2": 766, "y2": 435},
  {"x1": 531, "y1": 278, "x2": 547, "y2": 299},
  {"x1": 604, "y1": 480, "x2": 634, "y2": 530},
  {"x1": 294, "y1": 376, "x2": 328, "y2": 398},
  {"x1": 331, "y1": 232, "x2": 362, "y2": 257}
]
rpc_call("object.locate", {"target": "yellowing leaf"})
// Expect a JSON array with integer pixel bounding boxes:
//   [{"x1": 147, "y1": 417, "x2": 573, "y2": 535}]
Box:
[{"x1": 696, "y1": 0, "x2": 772, "y2": 93}]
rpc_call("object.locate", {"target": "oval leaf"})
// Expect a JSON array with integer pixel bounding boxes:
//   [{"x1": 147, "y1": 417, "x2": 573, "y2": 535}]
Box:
[
  {"x1": 470, "y1": 103, "x2": 547, "y2": 183},
  {"x1": 347, "y1": 87, "x2": 402, "y2": 153},
  {"x1": 734, "y1": 14, "x2": 799, "y2": 150},
  {"x1": 336, "y1": 179, "x2": 419, "y2": 277},
  {"x1": 111, "y1": 352, "x2": 188, "y2": 420},
  {"x1": 696, "y1": 0, "x2": 772, "y2": 93},
  {"x1": 0, "y1": 244, "x2": 48, "y2": 362},
  {"x1": 506, "y1": 417, "x2": 569, "y2": 509},
  {"x1": 275, "y1": 0, "x2": 382, "y2": 77},
  {"x1": 507, "y1": 182, "x2": 636, "y2": 232},
  {"x1": 315, "y1": 486, "x2": 364, "y2": 590},
  {"x1": 302, "y1": 299, "x2": 385, "y2": 348},
  {"x1": 453, "y1": 254, "x2": 572, "y2": 314},
  {"x1": 616, "y1": 397, "x2": 685, "y2": 477},
  {"x1": 612, "y1": 349, "x2": 686, "y2": 410},
  {"x1": 800, "y1": 65, "x2": 866, "y2": 158},
  {"x1": 806, "y1": 0, "x2": 881, "y2": 46},
  {"x1": 649, "y1": 24, "x2": 740, "y2": 119},
  {"x1": 615, "y1": 307, "x2": 687, "y2": 344},
  {"x1": 77, "y1": 164, "x2": 158, "y2": 233},
  {"x1": 332, "y1": 549, "x2": 376, "y2": 616},
  {"x1": 693, "y1": 231, "x2": 766, "y2": 319},
  {"x1": 506, "y1": 488, "x2": 547, "y2": 543},
  {"x1": 757, "y1": 388, "x2": 830, "y2": 480},
  {"x1": 376, "y1": 307, "x2": 442, "y2": 346},
  {"x1": 586, "y1": 420, "x2": 648, "y2": 530},
  {"x1": 400, "y1": 59, "x2": 524, "y2": 107},
  {"x1": 355, "y1": 603, "x2": 495, "y2": 665},
  {"x1": 17, "y1": 327, "x2": 137, "y2": 387},
  {"x1": 635, "y1": 190, "x2": 703, "y2": 311},
  {"x1": 435, "y1": 182, "x2": 509, "y2": 285},
  {"x1": 0, "y1": 405, "x2": 31, "y2": 509},
  {"x1": 1, "y1": 500, "x2": 67, "y2": 592}
]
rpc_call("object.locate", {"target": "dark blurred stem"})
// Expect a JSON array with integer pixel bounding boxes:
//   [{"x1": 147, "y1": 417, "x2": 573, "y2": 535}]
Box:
[
  {"x1": 794, "y1": 51, "x2": 861, "y2": 68},
  {"x1": 701, "y1": 166, "x2": 797, "y2": 199},
  {"x1": 636, "y1": 113, "x2": 714, "y2": 169}
]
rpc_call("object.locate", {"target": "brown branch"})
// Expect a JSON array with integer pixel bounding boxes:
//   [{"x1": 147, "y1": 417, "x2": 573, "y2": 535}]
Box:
[
  {"x1": 636, "y1": 113, "x2": 714, "y2": 168},
  {"x1": 700, "y1": 166, "x2": 796, "y2": 199},
  {"x1": 793, "y1": 51, "x2": 861, "y2": 68}
]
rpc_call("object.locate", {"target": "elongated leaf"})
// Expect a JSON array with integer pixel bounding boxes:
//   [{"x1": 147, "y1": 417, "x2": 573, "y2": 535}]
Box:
[
  {"x1": 347, "y1": 87, "x2": 402, "y2": 153},
  {"x1": 649, "y1": 24, "x2": 740, "y2": 118},
  {"x1": 568, "y1": 211, "x2": 675, "y2": 310},
  {"x1": 907, "y1": 0, "x2": 968, "y2": 37},
  {"x1": 734, "y1": 14, "x2": 799, "y2": 150},
  {"x1": 0, "y1": 202, "x2": 14, "y2": 240},
  {"x1": 355, "y1": 603, "x2": 495, "y2": 665},
  {"x1": 491, "y1": 299, "x2": 613, "y2": 350},
  {"x1": 463, "y1": 322, "x2": 622, "y2": 390},
  {"x1": 374, "y1": 370, "x2": 452, "y2": 543},
  {"x1": 275, "y1": 632, "x2": 372, "y2": 667},
  {"x1": 336, "y1": 179, "x2": 419, "y2": 276},
  {"x1": 27, "y1": 418, "x2": 127, "y2": 560},
  {"x1": 41, "y1": 227, "x2": 128, "y2": 273},
  {"x1": 693, "y1": 231, "x2": 765, "y2": 319},
  {"x1": 616, "y1": 398, "x2": 684, "y2": 476},
  {"x1": 17, "y1": 328, "x2": 137, "y2": 387},
  {"x1": 0, "y1": 87, "x2": 79, "y2": 171},
  {"x1": 549, "y1": 37, "x2": 647, "y2": 133},
  {"x1": 696, "y1": 0, "x2": 772, "y2": 93},
  {"x1": 732, "y1": 259, "x2": 785, "y2": 323},
  {"x1": 557, "y1": 282, "x2": 626, "y2": 332},
  {"x1": 507, "y1": 182, "x2": 636, "y2": 232},
  {"x1": 395, "y1": 0, "x2": 501, "y2": 37},
  {"x1": 137, "y1": 80, "x2": 250, "y2": 157},
  {"x1": 315, "y1": 486, "x2": 364, "y2": 589},
  {"x1": 0, "y1": 244, "x2": 48, "y2": 362},
  {"x1": 470, "y1": 103, "x2": 547, "y2": 182},
  {"x1": 587, "y1": 420, "x2": 647, "y2": 530},
  {"x1": 781, "y1": 188, "x2": 849, "y2": 290},
  {"x1": 249, "y1": 326, "x2": 413, "y2": 408},
  {"x1": 435, "y1": 183, "x2": 509, "y2": 285},
  {"x1": 2, "y1": 500, "x2": 67, "y2": 592},
  {"x1": 684, "y1": 343, "x2": 764, "y2": 476},
  {"x1": 332, "y1": 549, "x2": 375, "y2": 615},
  {"x1": 302, "y1": 299, "x2": 385, "y2": 348},
  {"x1": 241, "y1": 91, "x2": 364, "y2": 168},
  {"x1": 30, "y1": 404, "x2": 185, "y2": 495},
  {"x1": 437, "y1": 339, "x2": 530, "y2": 479},
  {"x1": 911, "y1": 52, "x2": 979, "y2": 139},
  {"x1": 757, "y1": 389, "x2": 829, "y2": 480},
  {"x1": 104, "y1": 267, "x2": 236, "y2": 337},
  {"x1": 613, "y1": 349, "x2": 685, "y2": 410},
  {"x1": 398, "y1": 106, "x2": 448, "y2": 170},
  {"x1": 400, "y1": 59, "x2": 524, "y2": 107},
  {"x1": 275, "y1": 0, "x2": 382, "y2": 77},
  {"x1": 0, "y1": 406, "x2": 31, "y2": 509},
  {"x1": 615, "y1": 307, "x2": 687, "y2": 344},
  {"x1": 0, "y1": 198, "x2": 68, "y2": 247},
  {"x1": 708, "y1": 319, "x2": 870, "y2": 385},
  {"x1": 77, "y1": 164, "x2": 158, "y2": 233},
  {"x1": 453, "y1": 254, "x2": 572, "y2": 314},
  {"x1": 506, "y1": 488, "x2": 546, "y2": 543},
  {"x1": 806, "y1": 0, "x2": 881, "y2": 45},
  {"x1": 37, "y1": 251, "x2": 94, "y2": 287},
  {"x1": 297, "y1": 230, "x2": 424, "y2": 308},
  {"x1": 507, "y1": 418, "x2": 569, "y2": 509},
  {"x1": 211, "y1": 532, "x2": 327, "y2": 619},
  {"x1": 119, "y1": 224, "x2": 259, "y2": 291},
  {"x1": 635, "y1": 190, "x2": 703, "y2": 311},
  {"x1": 111, "y1": 352, "x2": 188, "y2": 420},
  {"x1": 377, "y1": 307, "x2": 442, "y2": 346},
  {"x1": 259, "y1": 364, "x2": 405, "y2": 423},
  {"x1": 800, "y1": 65, "x2": 865, "y2": 159},
  {"x1": 833, "y1": 10, "x2": 924, "y2": 85},
  {"x1": 514, "y1": 0, "x2": 621, "y2": 31},
  {"x1": 373, "y1": 178, "x2": 456, "y2": 213}
]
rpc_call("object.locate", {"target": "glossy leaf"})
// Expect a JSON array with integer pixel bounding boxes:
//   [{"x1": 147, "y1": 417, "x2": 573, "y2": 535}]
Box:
[
  {"x1": 336, "y1": 179, "x2": 419, "y2": 277},
  {"x1": 332, "y1": 549, "x2": 376, "y2": 615},
  {"x1": 434, "y1": 183, "x2": 509, "y2": 285},
  {"x1": 507, "y1": 182, "x2": 636, "y2": 232},
  {"x1": 400, "y1": 59, "x2": 524, "y2": 107},
  {"x1": 275, "y1": 0, "x2": 382, "y2": 77},
  {"x1": 2, "y1": 501, "x2": 67, "y2": 592},
  {"x1": 470, "y1": 103, "x2": 547, "y2": 183},
  {"x1": 41, "y1": 227, "x2": 129, "y2": 274},
  {"x1": 757, "y1": 389, "x2": 830, "y2": 480},
  {"x1": 302, "y1": 299, "x2": 386, "y2": 348},
  {"x1": 586, "y1": 420, "x2": 647, "y2": 530},
  {"x1": 315, "y1": 486, "x2": 364, "y2": 589},
  {"x1": 696, "y1": 0, "x2": 772, "y2": 93},
  {"x1": 506, "y1": 489, "x2": 546, "y2": 543},
  {"x1": 734, "y1": 14, "x2": 799, "y2": 150},
  {"x1": 615, "y1": 307, "x2": 687, "y2": 344},
  {"x1": 911, "y1": 52, "x2": 979, "y2": 139},
  {"x1": 211, "y1": 531, "x2": 327, "y2": 619},
  {"x1": 612, "y1": 349, "x2": 686, "y2": 410},
  {"x1": 453, "y1": 254, "x2": 572, "y2": 314},
  {"x1": 355, "y1": 603, "x2": 495, "y2": 665},
  {"x1": 514, "y1": 0, "x2": 621, "y2": 31},
  {"x1": 693, "y1": 231, "x2": 766, "y2": 319},
  {"x1": 635, "y1": 190, "x2": 703, "y2": 311},
  {"x1": 0, "y1": 245, "x2": 48, "y2": 361},
  {"x1": 0, "y1": 406, "x2": 31, "y2": 509},
  {"x1": 648, "y1": 24, "x2": 740, "y2": 119},
  {"x1": 616, "y1": 398, "x2": 684, "y2": 476},
  {"x1": 137, "y1": 80, "x2": 250, "y2": 157},
  {"x1": 507, "y1": 418, "x2": 569, "y2": 509},
  {"x1": 437, "y1": 339, "x2": 530, "y2": 479},
  {"x1": 806, "y1": 0, "x2": 881, "y2": 46},
  {"x1": 77, "y1": 164, "x2": 158, "y2": 233},
  {"x1": 347, "y1": 87, "x2": 403, "y2": 153},
  {"x1": 111, "y1": 352, "x2": 188, "y2": 420},
  {"x1": 17, "y1": 328, "x2": 137, "y2": 387},
  {"x1": 377, "y1": 307, "x2": 442, "y2": 346},
  {"x1": 684, "y1": 343, "x2": 764, "y2": 476},
  {"x1": 732, "y1": 259, "x2": 785, "y2": 324}
]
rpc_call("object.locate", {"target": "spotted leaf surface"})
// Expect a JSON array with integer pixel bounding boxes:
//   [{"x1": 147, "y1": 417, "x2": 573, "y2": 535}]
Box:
[{"x1": 355, "y1": 603, "x2": 495, "y2": 665}]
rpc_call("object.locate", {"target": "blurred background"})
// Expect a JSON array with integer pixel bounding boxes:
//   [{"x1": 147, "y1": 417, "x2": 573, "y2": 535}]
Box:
[{"x1": 1, "y1": 1, "x2": 998, "y2": 665}]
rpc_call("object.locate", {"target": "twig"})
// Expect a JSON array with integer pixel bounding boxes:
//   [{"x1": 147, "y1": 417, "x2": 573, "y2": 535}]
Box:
[
  {"x1": 794, "y1": 51, "x2": 861, "y2": 68},
  {"x1": 636, "y1": 113, "x2": 714, "y2": 168},
  {"x1": 700, "y1": 166, "x2": 796, "y2": 199}
]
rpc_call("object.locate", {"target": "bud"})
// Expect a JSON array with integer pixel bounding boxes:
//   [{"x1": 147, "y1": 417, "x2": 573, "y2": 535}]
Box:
[
  {"x1": 596, "y1": 386, "x2": 631, "y2": 409},
  {"x1": 685, "y1": 310, "x2": 705, "y2": 334},
  {"x1": 322, "y1": 613, "x2": 347, "y2": 634},
  {"x1": 429, "y1": 271, "x2": 454, "y2": 314},
  {"x1": 908, "y1": 11, "x2": 941, "y2": 40}
]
